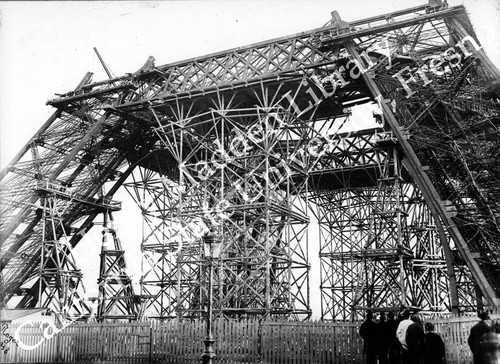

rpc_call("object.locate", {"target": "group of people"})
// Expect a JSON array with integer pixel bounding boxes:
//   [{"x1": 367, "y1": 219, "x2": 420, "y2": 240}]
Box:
[
  {"x1": 359, "y1": 309, "x2": 500, "y2": 364},
  {"x1": 359, "y1": 309, "x2": 445, "y2": 364}
]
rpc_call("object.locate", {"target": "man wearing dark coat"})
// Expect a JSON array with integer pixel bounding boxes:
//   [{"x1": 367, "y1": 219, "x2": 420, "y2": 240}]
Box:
[
  {"x1": 406, "y1": 314, "x2": 424, "y2": 364},
  {"x1": 376, "y1": 312, "x2": 389, "y2": 364},
  {"x1": 387, "y1": 312, "x2": 401, "y2": 364},
  {"x1": 359, "y1": 310, "x2": 378, "y2": 364},
  {"x1": 468, "y1": 311, "x2": 492, "y2": 364},
  {"x1": 424, "y1": 322, "x2": 445, "y2": 364},
  {"x1": 478, "y1": 322, "x2": 500, "y2": 364}
]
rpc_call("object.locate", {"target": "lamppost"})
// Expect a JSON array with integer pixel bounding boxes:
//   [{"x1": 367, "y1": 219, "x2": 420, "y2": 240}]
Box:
[{"x1": 202, "y1": 233, "x2": 222, "y2": 364}]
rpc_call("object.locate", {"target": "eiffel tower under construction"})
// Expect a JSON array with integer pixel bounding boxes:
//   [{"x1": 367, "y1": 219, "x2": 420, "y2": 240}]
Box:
[{"x1": 1, "y1": 0, "x2": 499, "y2": 322}]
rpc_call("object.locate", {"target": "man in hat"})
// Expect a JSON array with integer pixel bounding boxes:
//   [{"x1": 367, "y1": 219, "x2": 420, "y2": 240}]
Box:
[
  {"x1": 360, "y1": 310, "x2": 378, "y2": 364},
  {"x1": 397, "y1": 309, "x2": 413, "y2": 363},
  {"x1": 424, "y1": 322, "x2": 445, "y2": 364},
  {"x1": 468, "y1": 311, "x2": 491, "y2": 364},
  {"x1": 406, "y1": 314, "x2": 425, "y2": 364},
  {"x1": 478, "y1": 322, "x2": 500, "y2": 364}
]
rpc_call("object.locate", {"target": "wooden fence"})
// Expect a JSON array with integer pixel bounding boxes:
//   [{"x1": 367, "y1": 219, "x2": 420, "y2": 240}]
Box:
[
  {"x1": 432, "y1": 315, "x2": 500, "y2": 363},
  {"x1": 260, "y1": 321, "x2": 363, "y2": 364},
  {"x1": 1, "y1": 315, "x2": 498, "y2": 363}
]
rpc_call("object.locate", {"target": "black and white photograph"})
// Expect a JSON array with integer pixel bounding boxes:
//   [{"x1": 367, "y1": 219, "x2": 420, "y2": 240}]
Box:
[{"x1": 1, "y1": 0, "x2": 499, "y2": 362}]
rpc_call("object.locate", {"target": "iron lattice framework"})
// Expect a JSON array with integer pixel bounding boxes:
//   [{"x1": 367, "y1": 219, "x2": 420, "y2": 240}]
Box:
[
  {"x1": 125, "y1": 89, "x2": 313, "y2": 319},
  {"x1": 36, "y1": 180, "x2": 91, "y2": 320},
  {"x1": 96, "y1": 211, "x2": 140, "y2": 321},
  {"x1": 1, "y1": 0, "x2": 499, "y2": 321}
]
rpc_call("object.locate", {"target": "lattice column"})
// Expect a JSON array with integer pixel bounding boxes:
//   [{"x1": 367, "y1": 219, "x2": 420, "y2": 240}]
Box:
[
  {"x1": 316, "y1": 188, "x2": 376, "y2": 321},
  {"x1": 37, "y1": 181, "x2": 90, "y2": 321},
  {"x1": 409, "y1": 193, "x2": 480, "y2": 315},
  {"x1": 124, "y1": 166, "x2": 192, "y2": 319},
  {"x1": 310, "y1": 130, "x2": 399, "y2": 320},
  {"x1": 406, "y1": 188, "x2": 454, "y2": 316},
  {"x1": 314, "y1": 131, "x2": 418, "y2": 321},
  {"x1": 348, "y1": 139, "x2": 412, "y2": 318},
  {"x1": 96, "y1": 212, "x2": 139, "y2": 321}
]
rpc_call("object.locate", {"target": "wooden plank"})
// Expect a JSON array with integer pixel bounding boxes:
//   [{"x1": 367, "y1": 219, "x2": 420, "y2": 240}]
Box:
[
  {"x1": 59, "y1": 325, "x2": 66, "y2": 363},
  {"x1": 126, "y1": 324, "x2": 131, "y2": 364},
  {"x1": 262, "y1": 322, "x2": 269, "y2": 364},
  {"x1": 271, "y1": 320, "x2": 275, "y2": 364},
  {"x1": 78, "y1": 325, "x2": 84, "y2": 363},
  {"x1": 239, "y1": 319, "x2": 243, "y2": 363},
  {"x1": 284, "y1": 323, "x2": 288, "y2": 364},
  {"x1": 316, "y1": 321, "x2": 322, "y2": 364},
  {"x1": 154, "y1": 321, "x2": 160, "y2": 364},
  {"x1": 88, "y1": 325, "x2": 94, "y2": 363},
  {"x1": 156, "y1": 321, "x2": 160, "y2": 363},
  {"x1": 87, "y1": 325, "x2": 94, "y2": 363},
  {"x1": 110, "y1": 323, "x2": 117, "y2": 362},
  {"x1": 278, "y1": 323, "x2": 283, "y2": 364},
  {"x1": 288, "y1": 323, "x2": 293, "y2": 364},
  {"x1": 225, "y1": 319, "x2": 230, "y2": 364},
  {"x1": 107, "y1": 325, "x2": 113, "y2": 363}
]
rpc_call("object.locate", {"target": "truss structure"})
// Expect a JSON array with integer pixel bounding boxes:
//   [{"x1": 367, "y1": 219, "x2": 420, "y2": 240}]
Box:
[
  {"x1": 1, "y1": 0, "x2": 499, "y2": 321},
  {"x1": 97, "y1": 212, "x2": 139, "y2": 321},
  {"x1": 35, "y1": 180, "x2": 90, "y2": 320},
  {"x1": 312, "y1": 130, "x2": 481, "y2": 320},
  {"x1": 125, "y1": 88, "x2": 312, "y2": 319}
]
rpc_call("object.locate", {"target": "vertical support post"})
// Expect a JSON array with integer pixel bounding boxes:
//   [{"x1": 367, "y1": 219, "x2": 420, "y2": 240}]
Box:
[
  {"x1": 149, "y1": 325, "x2": 153, "y2": 364},
  {"x1": 393, "y1": 149, "x2": 406, "y2": 306},
  {"x1": 435, "y1": 219, "x2": 460, "y2": 316},
  {"x1": 56, "y1": 323, "x2": 60, "y2": 363},
  {"x1": 202, "y1": 256, "x2": 215, "y2": 364}
]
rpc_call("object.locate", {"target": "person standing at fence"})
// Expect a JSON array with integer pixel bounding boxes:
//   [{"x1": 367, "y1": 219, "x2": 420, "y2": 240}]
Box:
[
  {"x1": 359, "y1": 310, "x2": 378, "y2": 364},
  {"x1": 423, "y1": 322, "x2": 445, "y2": 364},
  {"x1": 477, "y1": 321, "x2": 500, "y2": 364},
  {"x1": 406, "y1": 314, "x2": 424, "y2": 364},
  {"x1": 397, "y1": 309, "x2": 413, "y2": 363},
  {"x1": 376, "y1": 312, "x2": 389, "y2": 364},
  {"x1": 387, "y1": 312, "x2": 401, "y2": 364},
  {"x1": 468, "y1": 311, "x2": 492, "y2": 364}
]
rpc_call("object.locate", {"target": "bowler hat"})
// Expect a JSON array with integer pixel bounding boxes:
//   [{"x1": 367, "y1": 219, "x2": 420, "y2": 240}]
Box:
[{"x1": 478, "y1": 311, "x2": 490, "y2": 320}]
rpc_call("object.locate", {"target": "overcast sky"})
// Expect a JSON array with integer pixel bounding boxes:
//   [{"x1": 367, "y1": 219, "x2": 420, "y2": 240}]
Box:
[
  {"x1": 1, "y1": 0, "x2": 499, "y2": 317},
  {"x1": 1, "y1": 0, "x2": 499, "y2": 168}
]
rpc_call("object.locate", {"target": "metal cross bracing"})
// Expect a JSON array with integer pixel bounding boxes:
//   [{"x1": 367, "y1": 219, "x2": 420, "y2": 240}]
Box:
[
  {"x1": 1, "y1": 0, "x2": 499, "y2": 321},
  {"x1": 0, "y1": 74, "x2": 141, "y2": 316},
  {"x1": 96, "y1": 211, "x2": 140, "y2": 322},
  {"x1": 36, "y1": 181, "x2": 91, "y2": 320},
  {"x1": 124, "y1": 87, "x2": 313, "y2": 319},
  {"x1": 357, "y1": 3, "x2": 500, "y2": 308},
  {"x1": 309, "y1": 128, "x2": 478, "y2": 321}
]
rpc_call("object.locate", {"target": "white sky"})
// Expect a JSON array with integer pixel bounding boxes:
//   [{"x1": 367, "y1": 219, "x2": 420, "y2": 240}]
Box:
[{"x1": 1, "y1": 0, "x2": 499, "y2": 318}]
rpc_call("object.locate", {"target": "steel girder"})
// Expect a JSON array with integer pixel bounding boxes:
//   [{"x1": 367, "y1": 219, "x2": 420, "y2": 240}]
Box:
[{"x1": 47, "y1": 4, "x2": 463, "y2": 113}]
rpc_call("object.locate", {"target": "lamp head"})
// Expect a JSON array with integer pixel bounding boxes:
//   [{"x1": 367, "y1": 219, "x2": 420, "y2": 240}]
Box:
[{"x1": 203, "y1": 233, "x2": 222, "y2": 258}]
